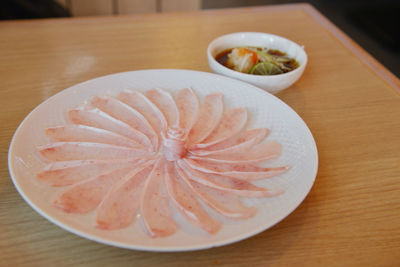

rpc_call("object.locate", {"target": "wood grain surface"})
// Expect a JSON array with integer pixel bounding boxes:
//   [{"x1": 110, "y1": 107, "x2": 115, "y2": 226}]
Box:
[{"x1": 0, "y1": 4, "x2": 399, "y2": 266}]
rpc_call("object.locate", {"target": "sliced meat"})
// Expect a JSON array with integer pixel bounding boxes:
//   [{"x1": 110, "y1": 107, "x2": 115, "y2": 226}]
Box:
[
  {"x1": 95, "y1": 161, "x2": 155, "y2": 230},
  {"x1": 140, "y1": 158, "x2": 178, "y2": 238},
  {"x1": 184, "y1": 158, "x2": 289, "y2": 180},
  {"x1": 53, "y1": 167, "x2": 134, "y2": 213},
  {"x1": 190, "y1": 141, "x2": 281, "y2": 164},
  {"x1": 189, "y1": 128, "x2": 269, "y2": 156},
  {"x1": 68, "y1": 106, "x2": 151, "y2": 150},
  {"x1": 191, "y1": 108, "x2": 247, "y2": 149},
  {"x1": 178, "y1": 160, "x2": 282, "y2": 197},
  {"x1": 176, "y1": 88, "x2": 199, "y2": 135},
  {"x1": 36, "y1": 158, "x2": 143, "y2": 186},
  {"x1": 118, "y1": 90, "x2": 167, "y2": 137},
  {"x1": 188, "y1": 92, "x2": 223, "y2": 145},
  {"x1": 91, "y1": 96, "x2": 158, "y2": 150},
  {"x1": 175, "y1": 165, "x2": 256, "y2": 219},
  {"x1": 38, "y1": 142, "x2": 150, "y2": 161},
  {"x1": 45, "y1": 125, "x2": 144, "y2": 149},
  {"x1": 146, "y1": 88, "x2": 179, "y2": 128},
  {"x1": 165, "y1": 161, "x2": 221, "y2": 234}
]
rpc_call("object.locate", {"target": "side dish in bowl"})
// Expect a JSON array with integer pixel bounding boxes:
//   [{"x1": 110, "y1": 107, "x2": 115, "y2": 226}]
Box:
[
  {"x1": 216, "y1": 47, "x2": 299, "y2": 75},
  {"x1": 207, "y1": 32, "x2": 307, "y2": 94}
]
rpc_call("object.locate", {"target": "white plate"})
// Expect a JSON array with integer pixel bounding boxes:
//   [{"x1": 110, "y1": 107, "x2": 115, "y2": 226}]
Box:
[{"x1": 8, "y1": 69, "x2": 318, "y2": 252}]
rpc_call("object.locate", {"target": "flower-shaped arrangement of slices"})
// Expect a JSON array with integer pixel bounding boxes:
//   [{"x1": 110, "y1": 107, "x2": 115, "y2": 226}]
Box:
[{"x1": 36, "y1": 88, "x2": 288, "y2": 238}]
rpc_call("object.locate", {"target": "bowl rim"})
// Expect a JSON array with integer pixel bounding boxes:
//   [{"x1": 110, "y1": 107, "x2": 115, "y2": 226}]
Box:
[{"x1": 207, "y1": 32, "x2": 308, "y2": 80}]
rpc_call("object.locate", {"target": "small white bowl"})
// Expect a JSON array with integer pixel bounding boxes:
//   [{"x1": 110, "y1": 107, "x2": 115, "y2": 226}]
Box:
[{"x1": 207, "y1": 32, "x2": 308, "y2": 94}]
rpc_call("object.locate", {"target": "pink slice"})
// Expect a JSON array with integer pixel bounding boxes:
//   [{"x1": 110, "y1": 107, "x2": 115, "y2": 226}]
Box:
[
  {"x1": 118, "y1": 90, "x2": 167, "y2": 137},
  {"x1": 53, "y1": 167, "x2": 134, "y2": 213},
  {"x1": 178, "y1": 160, "x2": 282, "y2": 197},
  {"x1": 188, "y1": 92, "x2": 223, "y2": 145},
  {"x1": 175, "y1": 164, "x2": 256, "y2": 220},
  {"x1": 191, "y1": 108, "x2": 247, "y2": 149},
  {"x1": 36, "y1": 158, "x2": 142, "y2": 186},
  {"x1": 38, "y1": 142, "x2": 150, "y2": 161},
  {"x1": 68, "y1": 106, "x2": 152, "y2": 150},
  {"x1": 95, "y1": 161, "x2": 155, "y2": 230},
  {"x1": 176, "y1": 88, "x2": 199, "y2": 135},
  {"x1": 140, "y1": 158, "x2": 178, "y2": 238},
  {"x1": 146, "y1": 88, "x2": 179, "y2": 128},
  {"x1": 190, "y1": 141, "x2": 281, "y2": 164},
  {"x1": 91, "y1": 96, "x2": 158, "y2": 150},
  {"x1": 165, "y1": 161, "x2": 221, "y2": 234},
  {"x1": 189, "y1": 128, "x2": 269, "y2": 156},
  {"x1": 45, "y1": 125, "x2": 144, "y2": 149},
  {"x1": 183, "y1": 158, "x2": 289, "y2": 180}
]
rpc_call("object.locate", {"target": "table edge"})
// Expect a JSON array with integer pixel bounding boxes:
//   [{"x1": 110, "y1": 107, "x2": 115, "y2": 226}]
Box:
[{"x1": 299, "y1": 3, "x2": 400, "y2": 94}]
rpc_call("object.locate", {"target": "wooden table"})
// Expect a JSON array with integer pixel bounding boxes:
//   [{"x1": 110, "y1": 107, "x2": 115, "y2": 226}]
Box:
[{"x1": 1, "y1": 4, "x2": 399, "y2": 266}]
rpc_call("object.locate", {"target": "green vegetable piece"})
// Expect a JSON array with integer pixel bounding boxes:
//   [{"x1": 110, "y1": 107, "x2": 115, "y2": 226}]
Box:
[
  {"x1": 255, "y1": 50, "x2": 273, "y2": 62},
  {"x1": 250, "y1": 62, "x2": 283, "y2": 75},
  {"x1": 275, "y1": 56, "x2": 292, "y2": 63}
]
